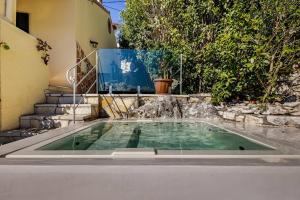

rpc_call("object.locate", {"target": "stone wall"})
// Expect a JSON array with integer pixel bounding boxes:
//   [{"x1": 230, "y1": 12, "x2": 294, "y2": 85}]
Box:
[
  {"x1": 101, "y1": 94, "x2": 300, "y2": 128},
  {"x1": 123, "y1": 95, "x2": 300, "y2": 128},
  {"x1": 217, "y1": 102, "x2": 300, "y2": 128},
  {"x1": 278, "y1": 65, "x2": 300, "y2": 102},
  {"x1": 290, "y1": 70, "x2": 300, "y2": 100},
  {"x1": 127, "y1": 95, "x2": 217, "y2": 119}
]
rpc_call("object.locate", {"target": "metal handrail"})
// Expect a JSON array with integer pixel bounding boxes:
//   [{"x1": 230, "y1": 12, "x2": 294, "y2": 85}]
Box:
[
  {"x1": 75, "y1": 65, "x2": 97, "y2": 87},
  {"x1": 74, "y1": 81, "x2": 97, "y2": 110},
  {"x1": 117, "y1": 94, "x2": 129, "y2": 119},
  {"x1": 101, "y1": 95, "x2": 116, "y2": 119},
  {"x1": 66, "y1": 48, "x2": 128, "y2": 123},
  {"x1": 66, "y1": 49, "x2": 98, "y2": 85},
  {"x1": 109, "y1": 93, "x2": 124, "y2": 118},
  {"x1": 64, "y1": 49, "x2": 99, "y2": 124}
]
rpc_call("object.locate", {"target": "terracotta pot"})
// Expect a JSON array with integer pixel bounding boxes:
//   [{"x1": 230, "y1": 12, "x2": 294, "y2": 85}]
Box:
[
  {"x1": 250, "y1": 100, "x2": 257, "y2": 104},
  {"x1": 154, "y1": 79, "x2": 173, "y2": 94}
]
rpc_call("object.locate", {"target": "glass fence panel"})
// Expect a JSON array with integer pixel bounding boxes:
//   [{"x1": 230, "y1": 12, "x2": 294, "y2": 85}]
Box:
[{"x1": 98, "y1": 49, "x2": 180, "y2": 94}]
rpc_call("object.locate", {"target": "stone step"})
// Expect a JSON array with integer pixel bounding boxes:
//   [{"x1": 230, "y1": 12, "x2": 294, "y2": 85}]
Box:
[
  {"x1": 45, "y1": 93, "x2": 98, "y2": 104},
  {"x1": 34, "y1": 104, "x2": 99, "y2": 116},
  {"x1": 20, "y1": 114, "x2": 92, "y2": 129}
]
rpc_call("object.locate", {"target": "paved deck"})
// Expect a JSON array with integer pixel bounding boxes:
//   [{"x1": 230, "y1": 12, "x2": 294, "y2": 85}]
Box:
[
  {"x1": 0, "y1": 162, "x2": 299, "y2": 200},
  {"x1": 0, "y1": 119, "x2": 300, "y2": 200}
]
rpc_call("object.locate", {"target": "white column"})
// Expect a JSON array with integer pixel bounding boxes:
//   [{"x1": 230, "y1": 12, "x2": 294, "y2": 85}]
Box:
[{"x1": 4, "y1": 0, "x2": 17, "y2": 24}]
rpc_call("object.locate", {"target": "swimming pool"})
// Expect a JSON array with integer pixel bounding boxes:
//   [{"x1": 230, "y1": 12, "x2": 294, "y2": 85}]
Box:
[{"x1": 38, "y1": 122, "x2": 272, "y2": 151}]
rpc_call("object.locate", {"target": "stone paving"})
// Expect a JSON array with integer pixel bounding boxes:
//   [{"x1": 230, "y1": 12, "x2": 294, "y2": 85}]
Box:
[{"x1": 0, "y1": 129, "x2": 48, "y2": 146}]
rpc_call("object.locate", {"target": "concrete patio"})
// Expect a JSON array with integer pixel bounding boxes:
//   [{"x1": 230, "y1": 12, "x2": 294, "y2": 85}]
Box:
[{"x1": 1, "y1": 119, "x2": 300, "y2": 200}]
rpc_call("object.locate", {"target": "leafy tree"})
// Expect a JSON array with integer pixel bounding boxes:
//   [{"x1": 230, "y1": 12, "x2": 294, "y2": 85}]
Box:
[{"x1": 121, "y1": 0, "x2": 300, "y2": 103}]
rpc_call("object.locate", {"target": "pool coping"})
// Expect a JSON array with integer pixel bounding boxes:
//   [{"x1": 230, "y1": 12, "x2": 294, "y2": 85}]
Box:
[{"x1": 2, "y1": 118, "x2": 300, "y2": 159}]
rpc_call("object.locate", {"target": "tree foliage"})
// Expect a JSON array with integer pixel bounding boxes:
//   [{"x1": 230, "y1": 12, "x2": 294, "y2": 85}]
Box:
[{"x1": 121, "y1": 0, "x2": 300, "y2": 103}]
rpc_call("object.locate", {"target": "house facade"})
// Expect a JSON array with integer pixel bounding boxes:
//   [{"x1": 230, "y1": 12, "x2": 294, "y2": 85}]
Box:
[{"x1": 0, "y1": 0, "x2": 116, "y2": 131}]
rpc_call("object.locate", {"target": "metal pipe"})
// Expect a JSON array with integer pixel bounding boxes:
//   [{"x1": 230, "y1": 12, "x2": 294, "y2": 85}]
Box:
[
  {"x1": 137, "y1": 86, "x2": 141, "y2": 95},
  {"x1": 75, "y1": 81, "x2": 97, "y2": 110},
  {"x1": 109, "y1": 85, "x2": 113, "y2": 94},
  {"x1": 102, "y1": 95, "x2": 116, "y2": 119},
  {"x1": 69, "y1": 50, "x2": 97, "y2": 71},
  {"x1": 66, "y1": 49, "x2": 97, "y2": 84},
  {"x1": 75, "y1": 65, "x2": 96, "y2": 87},
  {"x1": 118, "y1": 94, "x2": 129, "y2": 118},
  {"x1": 73, "y1": 69, "x2": 76, "y2": 124},
  {"x1": 96, "y1": 51, "x2": 99, "y2": 94},
  {"x1": 110, "y1": 93, "x2": 123, "y2": 118},
  {"x1": 180, "y1": 54, "x2": 183, "y2": 95}
]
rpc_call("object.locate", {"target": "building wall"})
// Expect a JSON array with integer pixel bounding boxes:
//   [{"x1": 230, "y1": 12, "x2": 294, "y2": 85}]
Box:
[
  {"x1": 17, "y1": 0, "x2": 76, "y2": 88},
  {"x1": 16, "y1": 0, "x2": 117, "y2": 89},
  {"x1": 74, "y1": 0, "x2": 116, "y2": 93},
  {"x1": 75, "y1": 0, "x2": 117, "y2": 59},
  {"x1": 0, "y1": 19, "x2": 48, "y2": 131}
]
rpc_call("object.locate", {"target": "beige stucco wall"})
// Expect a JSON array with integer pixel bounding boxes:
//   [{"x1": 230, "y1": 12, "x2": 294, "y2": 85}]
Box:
[
  {"x1": 75, "y1": 0, "x2": 117, "y2": 59},
  {"x1": 0, "y1": 19, "x2": 49, "y2": 131},
  {"x1": 17, "y1": 0, "x2": 116, "y2": 89},
  {"x1": 0, "y1": 0, "x2": 5, "y2": 17},
  {"x1": 17, "y1": 0, "x2": 76, "y2": 88}
]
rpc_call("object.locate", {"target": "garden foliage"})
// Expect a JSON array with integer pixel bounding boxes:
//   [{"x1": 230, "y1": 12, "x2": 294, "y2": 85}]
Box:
[{"x1": 121, "y1": 0, "x2": 300, "y2": 103}]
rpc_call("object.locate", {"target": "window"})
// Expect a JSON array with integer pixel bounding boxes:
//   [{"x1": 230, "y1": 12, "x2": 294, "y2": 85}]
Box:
[
  {"x1": 16, "y1": 12, "x2": 29, "y2": 33},
  {"x1": 108, "y1": 18, "x2": 112, "y2": 34}
]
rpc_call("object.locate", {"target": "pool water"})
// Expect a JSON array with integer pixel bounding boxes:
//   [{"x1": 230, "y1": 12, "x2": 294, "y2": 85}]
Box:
[{"x1": 38, "y1": 122, "x2": 272, "y2": 151}]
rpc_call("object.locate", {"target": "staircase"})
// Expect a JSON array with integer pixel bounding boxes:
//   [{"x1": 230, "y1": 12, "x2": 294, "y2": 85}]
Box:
[
  {"x1": 20, "y1": 93, "x2": 99, "y2": 129},
  {"x1": 19, "y1": 48, "x2": 134, "y2": 130}
]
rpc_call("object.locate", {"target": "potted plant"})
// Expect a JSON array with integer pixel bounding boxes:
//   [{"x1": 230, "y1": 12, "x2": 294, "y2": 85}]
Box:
[{"x1": 154, "y1": 60, "x2": 173, "y2": 94}]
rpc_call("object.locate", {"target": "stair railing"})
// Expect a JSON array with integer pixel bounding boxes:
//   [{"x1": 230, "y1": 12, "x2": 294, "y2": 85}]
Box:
[
  {"x1": 66, "y1": 49, "x2": 99, "y2": 123},
  {"x1": 117, "y1": 94, "x2": 129, "y2": 119}
]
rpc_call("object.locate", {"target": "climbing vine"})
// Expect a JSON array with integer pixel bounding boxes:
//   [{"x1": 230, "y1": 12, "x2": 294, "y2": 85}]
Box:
[{"x1": 36, "y1": 38, "x2": 52, "y2": 65}]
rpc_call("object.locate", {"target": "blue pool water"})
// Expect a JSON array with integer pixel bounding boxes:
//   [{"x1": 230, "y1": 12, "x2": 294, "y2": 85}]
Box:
[{"x1": 38, "y1": 122, "x2": 272, "y2": 151}]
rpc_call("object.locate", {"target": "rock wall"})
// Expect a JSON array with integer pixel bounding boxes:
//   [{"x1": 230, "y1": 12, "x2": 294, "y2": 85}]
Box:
[
  {"x1": 125, "y1": 95, "x2": 300, "y2": 128},
  {"x1": 128, "y1": 95, "x2": 217, "y2": 119},
  {"x1": 278, "y1": 65, "x2": 300, "y2": 102},
  {"x1": 290, "y1": 70, "x2": 300, "y2": 100},
  {"x1": 100, "y1": 93, "x2": 300, "y2": 128},
  {"x1": 217, "y1": 102, "x2": 300, "y2": 128}
]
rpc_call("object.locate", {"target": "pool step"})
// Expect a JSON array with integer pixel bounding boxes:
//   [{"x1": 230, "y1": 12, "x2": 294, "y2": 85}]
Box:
[
  {"x1": 112, "y1": 148, "x2": 156, "y2": 159},
  {"x1": 20, "y1": 114, "x2": 92, "y2": 129},
  {"x1": 34, "y1": 104, "x2": 99, "y2": 116}
]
